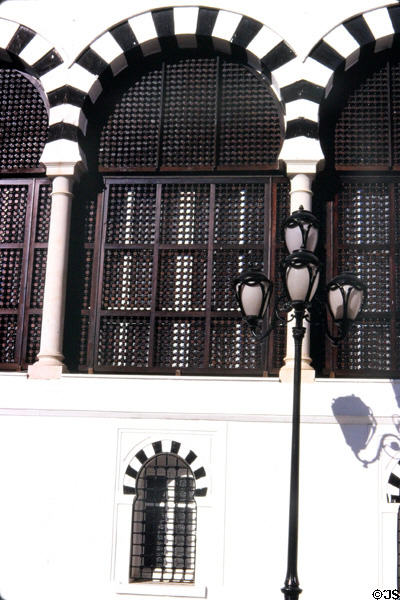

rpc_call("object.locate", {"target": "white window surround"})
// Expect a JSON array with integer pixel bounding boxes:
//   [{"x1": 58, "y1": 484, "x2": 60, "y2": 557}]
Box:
[
  {"x1": 379, "y1": 453, "x2": 400, "y2": 590},
  {"x1": 112, "y1": 432, "x2": 212, "y2": 598},
  {"x1": 115, "y1": 582, "x2": 207, "y2": 597},
  {"x1": 113, "y1": 496, "x2": 207, "y2": 597}
]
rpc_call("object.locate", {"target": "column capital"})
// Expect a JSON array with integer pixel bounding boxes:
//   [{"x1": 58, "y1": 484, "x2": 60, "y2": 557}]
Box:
[
  {"x1": 45, "y1": 160, "x2": 86, "y2": 180},
  {"x1": 284, "y1": 160, "x2": 321, "y2": 176},
  {"x1": 279, "y1": 137, "x2": 325, "y2": 175},
  {"x1": 40, "y1": 139, "x2": 87, "y2": 179}
]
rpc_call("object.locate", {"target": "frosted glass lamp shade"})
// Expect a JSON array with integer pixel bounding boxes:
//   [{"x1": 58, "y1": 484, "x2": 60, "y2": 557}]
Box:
[
  {"x1": 240, "y1": 284, "x2": 265, "y2": 318},
  {"x1": 327, "y1": 273, "x2": 366, "y2": 323},
  {"x1": 233, "y1": 270, "x2": 273, "y2": 328},
  {"x1": 282, "y1": 250, "x2": 321, "y2": 304},
  {"x1": 283, "y1": 206, "x2": 319, "y2": 253}
]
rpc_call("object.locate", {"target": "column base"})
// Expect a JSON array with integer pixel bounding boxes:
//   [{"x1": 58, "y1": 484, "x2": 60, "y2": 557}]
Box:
[
  {"x1": 279, "y1": 358, "x2": 315, "y2": 383},
  {"x1": 28, "y1": 358, "x2": 68, "y2": 379}
]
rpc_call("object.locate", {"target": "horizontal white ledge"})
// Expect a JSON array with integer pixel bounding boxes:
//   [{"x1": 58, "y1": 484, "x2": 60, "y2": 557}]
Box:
[
  {"x1": 0, "y1": 407, "x2": 396, "y2": 425},
  {"x1": 1, "y1": 372, "x2": 399, "y2": 424},
  {"x1": 115, "y1": 582, "x2": 206, "y2": 597},
  {"x1": 1, "y1": 370, "x2": 399, "y2": 385}
]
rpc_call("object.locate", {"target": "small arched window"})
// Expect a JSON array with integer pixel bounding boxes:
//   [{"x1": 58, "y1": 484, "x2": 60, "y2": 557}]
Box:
[{"x1": 131, "y1": 453, "x2": 197, "y2": 583}]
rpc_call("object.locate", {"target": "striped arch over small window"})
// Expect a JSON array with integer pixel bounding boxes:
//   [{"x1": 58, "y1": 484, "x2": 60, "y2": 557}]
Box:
[
  {"x1": 387, "y1": 460, "x2": 400, "y2": 589},
  {"x1": 388, "y1": 460, "x2": 400, "y2": 503},
  {"x1": 123, "y1": 440, "x2": 208, "y2": 583}
]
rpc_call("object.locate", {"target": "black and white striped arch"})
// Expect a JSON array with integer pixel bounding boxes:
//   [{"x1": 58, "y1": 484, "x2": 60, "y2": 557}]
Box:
[
  {"x1": 280, "y1": 5, "x2": 400, "y2": 141},
  {"x1": 4, "y1": 7, "x2": 400, "y2": 168},
  {"x1": 388, "y1": 458, "x2": 400, "y2": 503},
  {"x1": 41, "y1": 7, "x2": 295, "y2": 154},
  {"x1": 0, "y1": 18, "x2": 63, "y2": 80},
  {"x1": 123, "y1": 439, "x2": 209, "y2": 498}
]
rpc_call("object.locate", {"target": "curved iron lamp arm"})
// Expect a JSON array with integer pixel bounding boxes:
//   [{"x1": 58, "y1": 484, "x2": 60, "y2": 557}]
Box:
[
  {"x1": 308, "y1": 296, "x2": 351, "y2": 346},
  {"x1": 246, "y1": 296, "x2": 312, "y2": 343},
  {"x1": 325, "y1": 272, "x2": 367, "y2": 346},
  {"x1": 325, "y1": 320, "x2": 352, "y2": 346},
  {"x1": 310, "y1": 275, "x2": 366, "y2": 346},
  {"x1": 248, "y1": 305, "x2": 288, "y2": 342}
]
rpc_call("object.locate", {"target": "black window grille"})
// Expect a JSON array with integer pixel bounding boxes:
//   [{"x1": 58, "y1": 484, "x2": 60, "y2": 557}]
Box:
[
  {"x1": 67, "y1": 52, "x2": 289, "y2": 375},
  {"x1": 0, "y1": 67, "x2": 49, "y2": 370},
  {"x1": 131, "y1": 454, "x2": 197, "y2": 583},
  {"x1": 317, "y1": 50, "x2": 400, "y2": 377}
]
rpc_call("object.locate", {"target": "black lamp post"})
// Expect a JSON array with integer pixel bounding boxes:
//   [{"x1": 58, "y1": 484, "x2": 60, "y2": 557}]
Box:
[{"x1": 233, "y1": 205, "x2": 366, "y2": 600}]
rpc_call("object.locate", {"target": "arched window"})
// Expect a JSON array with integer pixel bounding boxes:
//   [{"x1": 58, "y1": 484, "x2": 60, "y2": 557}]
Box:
[
  {"x1": 66, "y1": 51, "x2": 289, "y2": 375},
  {"x1": 131, "y1": 453, "x2": 197, "y2": 583},
  {"x1": 316, "y1": 49, "x2": 400, "y2": 377},
  {"x1": 0, "y1": 67, "x2": 50, "y2": 370},
  {"x1": 386, "y1": 459, "x2": 400, "y2": 588}
]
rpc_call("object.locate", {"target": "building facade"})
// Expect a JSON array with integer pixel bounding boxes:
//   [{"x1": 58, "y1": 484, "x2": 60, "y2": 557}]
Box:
[{"x1": 0, "y1": 1, "x2": 400, "y2": 599}]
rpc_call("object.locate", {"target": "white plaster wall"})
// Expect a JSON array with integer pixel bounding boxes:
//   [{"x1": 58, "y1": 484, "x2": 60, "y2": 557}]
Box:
[
  {"x1": 0, "y1": 1, "x2": 398, "y2": 598},
  {"x1": 0, "y1": 373, "x2": 398, "y2": 600}
]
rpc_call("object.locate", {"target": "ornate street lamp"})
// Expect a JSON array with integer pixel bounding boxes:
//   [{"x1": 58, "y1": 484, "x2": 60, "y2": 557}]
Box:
[{"x1": 233, "y1": 208, "x2": 366, "y2": 600}]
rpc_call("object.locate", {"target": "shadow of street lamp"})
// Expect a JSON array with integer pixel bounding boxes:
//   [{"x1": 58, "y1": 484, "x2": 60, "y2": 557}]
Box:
[{"x1": 233, "y1": 206, "x2": 366, "y2": 600}]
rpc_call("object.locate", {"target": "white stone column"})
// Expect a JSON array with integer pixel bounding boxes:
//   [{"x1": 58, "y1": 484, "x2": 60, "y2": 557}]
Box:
[
  {"x1": 279, "y1": 172, "x2": 315, "y2": 383},
  {"x1": 28, "y1": 175, "x2": 74, "y2": 379},
  {"x1": 278, "y1": 138, "x2": 325, "y2": 383}
]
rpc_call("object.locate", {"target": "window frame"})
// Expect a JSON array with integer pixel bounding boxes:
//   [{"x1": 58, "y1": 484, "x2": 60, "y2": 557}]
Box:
[
  {"x1": 112, "y1": 435, "x2": 211, "y2": 599},
  {"x1": 317, "y1": 50, "x2": 400, "y2": 377},
  {"x1": 0, "y1": 176, "x2": 51, "y2": 370},
  {"x1": 130, "y1": 454, "x2": 197, "y2": 584},
  {"x1": 77, "y1": 175, "x2": 288, "y2": 376},
  {"x1": 321, "y1": 174, "x2": 399, "y2": 377}
]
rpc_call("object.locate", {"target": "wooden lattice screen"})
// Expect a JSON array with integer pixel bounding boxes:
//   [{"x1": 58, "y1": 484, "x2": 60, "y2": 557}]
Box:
[
  {"x1": 70, "y1": 53, "x2": 288, "y2": 375},
  {"x1": 319, "y1": 51, "x2": 400, "y2": 376},
  {"x1": 75, "y1": 177, "x2": 289, "y2": 375},
  {"x1": 0, "y1": 67, "x2": 49, "y2": 370},
  {"x1": 97, "y1": 56, "x2": 282, "y2": 171},
  {"x1": 0, "y1": 180, "x2": 51, "y2": 369},
  {"x1": 0, "y1": 69, "x2": 48, "y2": 172}
]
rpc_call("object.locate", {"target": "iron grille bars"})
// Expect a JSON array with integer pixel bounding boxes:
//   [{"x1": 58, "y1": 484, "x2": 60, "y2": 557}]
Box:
[{"x1": 130, "y1": 454, "x2": 197, "y2": 583}]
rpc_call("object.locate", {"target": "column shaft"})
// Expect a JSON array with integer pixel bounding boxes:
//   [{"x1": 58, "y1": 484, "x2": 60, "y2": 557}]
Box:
[
  {"x1": 279, "y1": 174, "x2": 315, "y2": 382},
  {"x1": 28, "y1": 176, "x2": 73, "y2": 379}
]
